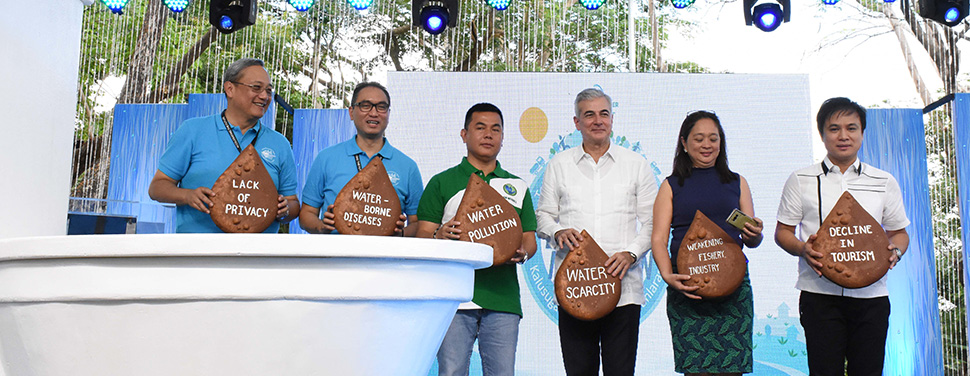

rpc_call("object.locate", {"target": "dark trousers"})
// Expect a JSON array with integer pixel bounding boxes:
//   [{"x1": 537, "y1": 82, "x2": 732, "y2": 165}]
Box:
[
  {"x1": 559, "y1": 304, "x2": 640, "y2": 376},
  {"x1": 799, "y1": 291, "x2": 890, "y2": 376}
]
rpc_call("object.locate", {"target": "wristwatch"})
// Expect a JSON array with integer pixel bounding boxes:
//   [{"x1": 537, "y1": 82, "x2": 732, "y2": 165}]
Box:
[
  {"x1": 627, "y1": 251, "x2": 638, "y2": 263},
  {"x1": 892, "y1": 247, "x2": 903, "y2": 260}
]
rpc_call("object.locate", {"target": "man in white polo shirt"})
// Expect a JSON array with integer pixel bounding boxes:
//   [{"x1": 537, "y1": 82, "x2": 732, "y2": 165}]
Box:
[
  {"x1": 537, "y1": 88, "x2": 658, "y2": 376},
  {"x1": 774, "y1": 97, "x2": 910, "y2": 376}
]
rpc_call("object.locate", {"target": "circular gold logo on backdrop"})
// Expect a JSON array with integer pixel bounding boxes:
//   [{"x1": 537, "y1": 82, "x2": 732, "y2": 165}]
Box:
[{"x1": 519, "y1": 107, "x2": 548, "y2": 143}]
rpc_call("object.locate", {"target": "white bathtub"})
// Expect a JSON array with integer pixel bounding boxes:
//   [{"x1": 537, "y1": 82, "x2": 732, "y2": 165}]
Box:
[{"x1": 0, "y1": 234, "x2": 491, "y2": 376}]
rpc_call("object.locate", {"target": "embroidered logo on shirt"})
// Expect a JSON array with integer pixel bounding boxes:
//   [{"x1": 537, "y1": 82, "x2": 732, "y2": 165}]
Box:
[
  {"x1": 503, "y1": 183, "x2": 517, "y2": 196},
  {"x1": 387, "y1": 171, "x2": 401, "y2": 186},
  {"x1": 491, "y1": 178, "x2": 525, "y2": 208},
  {"x1": 260, "y1": 148, "x2": 277, "y2": 163}
]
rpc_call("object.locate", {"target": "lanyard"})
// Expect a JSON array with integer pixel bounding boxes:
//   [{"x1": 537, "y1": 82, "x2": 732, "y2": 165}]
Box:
[
  {"x1": 221, "y1": 110, "x2": 260, "y2": 153},
  {"x1": 354, "y1": 154, "x2": 383, "y2": 172}
]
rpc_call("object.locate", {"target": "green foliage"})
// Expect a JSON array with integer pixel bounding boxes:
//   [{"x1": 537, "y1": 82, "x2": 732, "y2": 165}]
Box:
[{"x1": 77, "y1": 0, "x2": 706, "y2": 123}]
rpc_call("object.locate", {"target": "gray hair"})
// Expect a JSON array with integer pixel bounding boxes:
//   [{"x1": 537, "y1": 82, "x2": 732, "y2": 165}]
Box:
[
  {"x1": 223, "y1": 58, "x2": 266, "y2": 84},
  {"x1": 574, "y1": 88, "x2": 612, "y2": 117}
]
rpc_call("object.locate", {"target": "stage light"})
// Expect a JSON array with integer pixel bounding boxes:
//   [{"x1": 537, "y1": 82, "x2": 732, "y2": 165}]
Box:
[
  {"x1": 743, "y1": 0, "x2": 790, "y2": 32},
  {"x1": 919, "y1": 0, "x2": 968, "y2": 27},
  {"x1": 100, "y1": 0, "x2": 129, "y2": 14},
  {"x1": 946, "y1": 7, "x2": 961, "y2": 21},
  {"x1": 288, "y1": 0, "x2": 316, "y2": 11},
  {"x1": 671, "y1": 0, "x2": 694, "y2": 9},
  {"x1": 412, "y1": 0, "x2": 458, "y2": 35},
  {"x1": 822, "y1": 0, "x2": 839, "y2": 5},
  {"x1": 487, "y1": 0, "x2": 510, "y2": 11},
  {"x1": 346, "y1": 0, "x2": 373, "y2": 10},
  {"x1": 210, "y1": 0, "x2": 258, "y2": 34},
  {"x1": 579, "y1": 0, "x2": 605, "y2": 10},
  {"x1": 756, "y1": 9, "x2": 779, "y2": 30},
  {"x1": 163, "y1": 0, "x2": 190, "y2": 12},
  {"x1": 220, "y1": 15, "x2": 234, "y2": 29},
  {"x1": 421, "y1": 5, "x2": 448, "y2": 33}
]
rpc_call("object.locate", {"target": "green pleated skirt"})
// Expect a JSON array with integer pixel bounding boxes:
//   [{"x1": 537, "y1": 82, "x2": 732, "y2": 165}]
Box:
[{"x1": 666, "y1": 274, "x2": 753, "y2": 374}]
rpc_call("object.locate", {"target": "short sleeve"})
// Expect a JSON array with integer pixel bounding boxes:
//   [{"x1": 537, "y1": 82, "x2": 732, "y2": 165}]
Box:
[
  {"x1": 157, "y1": 121, "x2": 195, "y2": 182},
  {"x1": 882, "y1": 175, "x2": 910, "y2": 231},
  {"x1": 416, "y1": 175, "x2": 444, "y2": 223},
  {"x1": 519, "y1": 188, "x2": 538, "y2": 232},
  {"x1": 276, "y1": 144, "x2": 298, "y2": 197},
  {"x1": 404, "y1": 163, "x2": 424, "y2": 216},
  {"x1": 776, "y1": 171, "x2": 804, "y2": 226},
  {"x1": 301, "y1": 154, "x2": 327, "y2": 209}
]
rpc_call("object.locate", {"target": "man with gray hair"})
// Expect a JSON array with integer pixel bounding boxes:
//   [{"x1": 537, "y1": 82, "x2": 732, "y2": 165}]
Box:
[
  {"x1": 149, "y1": 58, "x2": 300, "y2": 232},
  {"x1": 536, "y1": 88, "x2": 657, "y2": 375}
]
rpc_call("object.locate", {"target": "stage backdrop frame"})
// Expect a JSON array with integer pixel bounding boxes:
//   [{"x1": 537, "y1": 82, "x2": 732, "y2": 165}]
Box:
[
  {"x1": 861, "y1": 108, "x2": 943, "y2": 375},
  {"x1": 388, "y1": 71, "x2": 814, "y2": 375}
]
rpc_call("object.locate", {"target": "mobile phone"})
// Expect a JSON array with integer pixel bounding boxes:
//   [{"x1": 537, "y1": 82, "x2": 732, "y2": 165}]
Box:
[{"x1": 725, "y1": 209, "x2": 756, "y2": 230}]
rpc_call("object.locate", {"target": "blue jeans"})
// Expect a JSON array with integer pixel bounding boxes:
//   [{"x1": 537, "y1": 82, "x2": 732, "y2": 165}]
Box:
[{"x1": 436, "y1": 309, "x2": 521, "y2": 376}]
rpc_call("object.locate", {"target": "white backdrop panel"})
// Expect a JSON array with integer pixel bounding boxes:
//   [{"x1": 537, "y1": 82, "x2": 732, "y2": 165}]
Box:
[{"x1": 388, "y1": 72, "x2": 813, "y2": 376}]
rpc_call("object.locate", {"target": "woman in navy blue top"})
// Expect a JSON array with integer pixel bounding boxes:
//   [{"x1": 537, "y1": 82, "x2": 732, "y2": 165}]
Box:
[{"x1": 651, "y1": 111, "x2": 764, "y2": 375}]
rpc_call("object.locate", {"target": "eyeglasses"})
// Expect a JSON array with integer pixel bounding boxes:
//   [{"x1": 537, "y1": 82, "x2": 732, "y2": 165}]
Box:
[
  {"x1": 353, "y1": 101, "x2": 390, "y2": 113},
  {"x1": 231, "y1": 81, "x2": 274, "y2": 96}
]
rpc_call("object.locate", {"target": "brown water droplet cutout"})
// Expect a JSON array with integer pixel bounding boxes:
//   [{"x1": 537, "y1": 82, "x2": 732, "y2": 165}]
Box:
[
  {"x1": 676, "y1": 210, "x2": 747, "y2": 299},
  {"x1": 332, "y1": 157, "x2": 402, "y2": 236},
  {"x1": 452, "y1": 174, "x2": 523, "y2": 265},
  {"x1": 209, "y1": 144, "x2": 277, "y2": 233},
  {"x1": 813, "y1": 191, "x2": 891, "y2": 288},
  {"x1": 555, "y1": 230, "x2": 620, "y2": 321}
]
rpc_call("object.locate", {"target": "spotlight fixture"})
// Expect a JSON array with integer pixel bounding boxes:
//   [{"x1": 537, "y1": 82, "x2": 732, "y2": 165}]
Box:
[
  {"x1": 920, "y1": 0, "x2": 968, "y2": 26},
  {"x1": 210, "y1": 0, "x2": 258, "y2": 34},
  {"x1": 164, "y1": 0, "x2": 190, "y2": 12},
  {"x1": 347, "y1": 0, "x2": 373, "y2": 10},
  {"x1": 288, "y1": 0, "x2": 316, "y2": 11},
  {"x1": 100, "y1": 0, "x2": 130, "y2": 14},
  {"x1": 412, "y1": 0, "x2": 458, "y2": 35},
  {"x1": 743, "y1": 0, "x2": 790, "y2": 32},
  {"x1": 579, "y1": 0, "x2": 605, "y2": 10},
  {"x1": 822, "y1": 0, "x2": 839, "y2": 4},
  {"x1": 487, "y1": 0, "x2": 510, "y2": 11},
  {"x1": 671, "y1": 0, "x2": 694, "y2": 8}
]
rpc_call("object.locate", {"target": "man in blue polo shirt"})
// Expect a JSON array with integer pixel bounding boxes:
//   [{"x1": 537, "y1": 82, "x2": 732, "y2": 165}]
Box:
[
  {"x1": 149, "y1": 58, "x2": 300, "y2": 233},
  {"x1": 299, "y1": 82, "x2": 423, "y2": 236}
]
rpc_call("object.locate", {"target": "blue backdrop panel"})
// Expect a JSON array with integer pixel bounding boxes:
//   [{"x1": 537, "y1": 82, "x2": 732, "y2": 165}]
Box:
[
  {"x1": 289, "y1": 109, "x2": 355, "y2": 234},
  {"x1": 186, "y1": 93, "x2": 276, "y2": 123},
  {"x1": 106, "y1": 104, "x2": 188, "y2": 233},
  {"x1": 105, "y1": 94, "x2": 277, "y2": 234},
  {"x1": 859, "y1": 108, "x2": 942, "y2": 375},
  {"x1": 952, "y1": 93, "x2": 970, "y2": 354}
]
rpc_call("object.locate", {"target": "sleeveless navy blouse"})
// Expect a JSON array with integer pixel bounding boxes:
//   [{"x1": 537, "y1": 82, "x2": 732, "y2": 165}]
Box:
[{"x1": 667, "y1": 167, "x2": 743, "y2": 273}]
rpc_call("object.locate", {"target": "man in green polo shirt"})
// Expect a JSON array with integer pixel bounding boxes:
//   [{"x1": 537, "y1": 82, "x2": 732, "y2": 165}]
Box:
[{"x1": 417, "y1": 102, "x2": 538, "y2": 376}]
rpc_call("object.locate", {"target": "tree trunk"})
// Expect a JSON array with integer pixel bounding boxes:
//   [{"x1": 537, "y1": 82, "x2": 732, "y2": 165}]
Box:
[
  {"x1": 650, "y1": 0, "x2": 662, "y2": 72},
  {"x1": 117, "y1": 0, "x2": 167, "y2": 104},
  {"x1": 383, "y1": 24, "x2": 412, "y2": 72},
  {"x1": 887, "y1": 0, "x2": 961, "y2": 103},
  {"x1": 310, "y1": 24, "x2": 324, "y2": 108},
  {"x1": 454, "y1": 18, "x2": 503, "y2": 71},
  {"x1": 147, "y1": 27, "x2": 220, "y2": 103},
  {"x1": 884, "y1": 3, "x2": 934, "y2": 105}
]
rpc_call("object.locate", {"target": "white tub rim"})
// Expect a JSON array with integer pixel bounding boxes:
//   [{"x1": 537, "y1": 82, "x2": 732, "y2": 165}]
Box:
[{"x1": 0, "y1": 234, "x2": 493, "y2": 268}]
